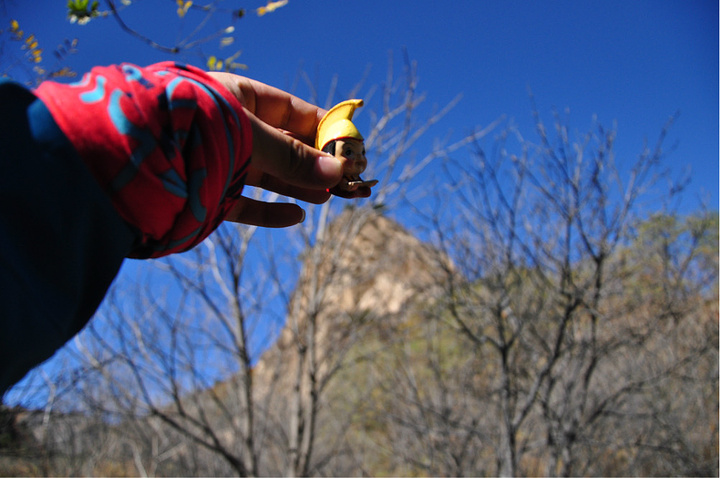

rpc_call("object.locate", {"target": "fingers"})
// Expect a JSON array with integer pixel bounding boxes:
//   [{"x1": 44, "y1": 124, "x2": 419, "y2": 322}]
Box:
[
  {"x1": 225, "y1": 196, "x2": 306, "y2": 228},
  {"x1": 207, "y1": 72, "x2": 325, "y2": 144},
  {"x1": 248, "y1": 111, "x2": 342, "y2": 190},
  {"x1": 208, "y1": 72, "x2": 374, "y2": 229},
  {"x1": 209, "y1": 72, "x2": 342, "y2": 190},
  {"x1": 238, "y1": 78, "x2": 326, "y2": 143},
  {"x1": 244, "y1": 166, "x2": 332, "y2": 204}
]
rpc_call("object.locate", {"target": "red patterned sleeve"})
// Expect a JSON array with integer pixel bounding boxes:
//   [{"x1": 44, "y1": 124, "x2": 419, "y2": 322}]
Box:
[{"x1": 34, "y1": 62, "x2": 252, "y2": 258}]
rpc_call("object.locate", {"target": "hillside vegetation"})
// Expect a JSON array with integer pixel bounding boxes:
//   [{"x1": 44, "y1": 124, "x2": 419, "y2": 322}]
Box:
[{"x1": 1, "y1": 209, "x2": 717, "y2": 476}]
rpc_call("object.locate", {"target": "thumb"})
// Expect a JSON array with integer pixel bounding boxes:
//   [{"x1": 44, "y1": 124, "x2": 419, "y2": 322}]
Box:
[{"x1": 248, "y1": 111, "x2": 342, "y2": 190}]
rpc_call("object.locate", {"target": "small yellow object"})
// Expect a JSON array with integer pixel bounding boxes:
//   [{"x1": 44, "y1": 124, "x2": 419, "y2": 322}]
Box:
[
  {"x1": 315, "y1": 99, "x2": 364, "y2": 151},
  {"x1": 207, "y1": 56, "x2": 223, "y2": 71},
  {"x1": 257, "y1": 0, "x2": 288, "y2": 16},
  {"x1": 176, "y1": 0, "x2": 192, "y2": 18}
]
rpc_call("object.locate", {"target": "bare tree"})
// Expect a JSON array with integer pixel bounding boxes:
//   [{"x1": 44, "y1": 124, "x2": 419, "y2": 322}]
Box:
[
  {"x1": 57, "y1": 53, "x2": 484, "y2": 477},
  {"x1": 2, "y1": 0, "x2": 283, "y2": 86},
  {"x1": 373, "y1": 108, "x2": 718, "y2": 476},
  {"x1": 5, "y1": 35, "x2": 715, "y2": 474}
]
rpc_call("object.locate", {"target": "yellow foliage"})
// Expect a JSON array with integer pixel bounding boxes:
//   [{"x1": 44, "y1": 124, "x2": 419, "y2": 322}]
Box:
[
  {"x1": 206, "y1": 51, "x2": 247, "y2": 72},
  {"x1": 176, "y1": 0, "x2": 192, "y2": 18},
  {"x1": 257, "y1": 0, "x2": 288, "y2": 16},
  {"x1": 10, "y1": 19, "x2": 23, "y2": 39},
  {"x1": 206, "y1": 56, "x2": 222, "y2": 71},
  {"x1": 49, "y1": 67, "x2": 77, "y2": 79},
  {"x1": 8, "y1": 19, "x2": 43, "y2": 66}
]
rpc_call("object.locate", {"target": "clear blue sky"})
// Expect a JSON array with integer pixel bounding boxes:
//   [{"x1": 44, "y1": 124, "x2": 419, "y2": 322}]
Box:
[
  {"x1": 1, "y1": 0, "x2": 717, "y2": 404},
  {"x1": 2, "y1": 0, "x2": 718, "y2": 209}
]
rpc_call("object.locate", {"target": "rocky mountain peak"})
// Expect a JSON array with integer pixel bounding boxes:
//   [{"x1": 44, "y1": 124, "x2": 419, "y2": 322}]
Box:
[{"x1": 255, "y1": 207, "x2": 449, "y2": 373}]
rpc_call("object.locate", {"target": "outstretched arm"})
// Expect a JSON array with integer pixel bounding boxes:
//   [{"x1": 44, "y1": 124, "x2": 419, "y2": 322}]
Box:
[{"x1": 208, "y1": 72, "x2": 370, "y2": 228}]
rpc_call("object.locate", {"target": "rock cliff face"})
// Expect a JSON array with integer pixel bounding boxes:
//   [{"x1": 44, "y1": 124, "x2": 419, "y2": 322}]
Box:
[
  {"x1": 247, "y1": 208, "x2": 452, "y2": 475},
  {"x1": 298, "y1": 208, "x2": 445, "y2": 315},
  {"x1": 253, "y1": 207, "x2": 449, "y2": 384},
  {"x1": 323, "y1": 210, "x2": 446, "y2": 315}
]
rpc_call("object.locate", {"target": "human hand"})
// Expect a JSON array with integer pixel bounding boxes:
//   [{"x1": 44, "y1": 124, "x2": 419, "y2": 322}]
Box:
[{"x1": 208, "y1": 72, "x2": 371, "y2": 228}]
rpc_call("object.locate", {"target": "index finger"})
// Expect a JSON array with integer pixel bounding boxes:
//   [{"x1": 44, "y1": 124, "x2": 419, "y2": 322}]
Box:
[
  {"x1": 207, "y1": 72, "x2": 326, "y2": 145},
  {"x1": 239, "y1": 78, "x2": 325, "y2": 146}
]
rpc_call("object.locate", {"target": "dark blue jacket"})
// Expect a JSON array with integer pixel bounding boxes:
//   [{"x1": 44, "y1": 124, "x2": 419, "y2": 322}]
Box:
[{"x1": 0, "y1": 79, "x2": 136, "y2": 395}]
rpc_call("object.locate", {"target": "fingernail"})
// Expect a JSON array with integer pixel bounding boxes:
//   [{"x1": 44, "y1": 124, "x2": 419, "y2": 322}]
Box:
[{"x1": 318, "y1": 154, "x2": 342, "y2": 178}]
